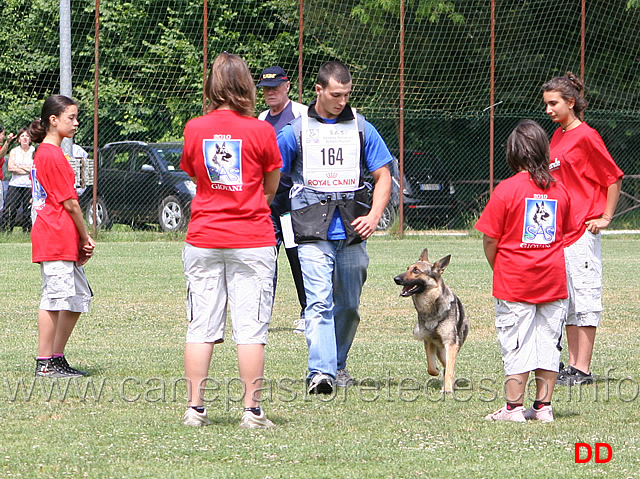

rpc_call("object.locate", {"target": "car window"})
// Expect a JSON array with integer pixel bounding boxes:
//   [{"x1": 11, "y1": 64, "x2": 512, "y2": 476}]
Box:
[
  {"x1": 131, "y1": 150, "x2": 152, "y2": 172},
  {"x1": 112, "y1": 151, "x2": 130, "y2": 171},
  {"x1": 98, "y1": 150, "x2": 112, "y2": 168},
  {"x1": 157, "y1": 147, "x2": 182, "y2": 171}
]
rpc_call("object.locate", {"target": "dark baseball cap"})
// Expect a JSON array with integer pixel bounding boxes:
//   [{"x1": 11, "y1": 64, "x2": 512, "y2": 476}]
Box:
[{"x1": 257, "y1": 66, "x2": 289, "y2": 87}]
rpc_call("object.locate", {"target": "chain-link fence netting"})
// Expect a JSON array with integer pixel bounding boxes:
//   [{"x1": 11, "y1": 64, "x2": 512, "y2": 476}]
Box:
[{"x1": 1, "y1": 0, "x2": 639, "y2": 232}]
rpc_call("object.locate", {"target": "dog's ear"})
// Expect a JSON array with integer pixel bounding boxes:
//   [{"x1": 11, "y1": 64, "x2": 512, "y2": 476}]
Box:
[
  {"x1": 433, "y1": 255, "x2": 451, "y2": 274},
  {"x1": 419, "y1": 248, "x2": 429, "y2": 262}
]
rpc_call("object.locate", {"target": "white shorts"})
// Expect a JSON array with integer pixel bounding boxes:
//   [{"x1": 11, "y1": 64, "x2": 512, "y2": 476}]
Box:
[
  {"x1": 40, "y1": 261, "x2": 92, "y2": 313},
  {"x1": 183, "y1": 243, "x2": 276, "y2": 345},
  {"x1": 495, "y1": 298, "x2": 567, "y2": 376},
  {"x1": 565, "y1": 231, "x2": 602, "y2": 327}
]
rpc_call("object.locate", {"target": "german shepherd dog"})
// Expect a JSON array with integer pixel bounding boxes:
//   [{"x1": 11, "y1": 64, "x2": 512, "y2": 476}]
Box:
[{"x1": 394, "y1": 249, "x2": 469, "y2": 393}]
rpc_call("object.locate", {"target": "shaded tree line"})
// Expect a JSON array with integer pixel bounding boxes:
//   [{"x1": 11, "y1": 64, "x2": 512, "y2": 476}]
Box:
[{"x1": 0, "y1": 0, "x2": 638, "y2": 163}]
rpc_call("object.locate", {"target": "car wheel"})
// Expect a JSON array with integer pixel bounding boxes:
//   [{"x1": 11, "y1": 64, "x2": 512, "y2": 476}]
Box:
[
  {"x1": 377, "y1": 204, "x2": 397, "y2": 231},
  {"x1": 158, "y1": 195, "x2": 187, "y2": 232},
  {"x1": 85, "y1": 197, "x2": 112, "y2": 230}
]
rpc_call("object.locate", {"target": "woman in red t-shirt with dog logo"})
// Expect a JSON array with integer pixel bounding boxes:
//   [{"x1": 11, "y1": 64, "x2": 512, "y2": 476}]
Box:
[{"x1": 180, "y1": 53, "x2": 281, "y2": 429}]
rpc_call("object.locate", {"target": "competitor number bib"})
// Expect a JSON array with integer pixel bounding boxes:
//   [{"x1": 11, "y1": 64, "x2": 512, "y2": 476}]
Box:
[{"x1": 301, "y1": 111, "x2": 361, "y2": 192}]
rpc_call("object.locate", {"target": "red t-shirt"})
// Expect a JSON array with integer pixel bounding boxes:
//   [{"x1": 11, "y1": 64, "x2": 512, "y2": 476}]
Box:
[
  {"x1": 549, "y1": 123, "x2": 624, "y2": 246},
  {"x1": 180, "y1": 109, "x2": 282, "y2": 248},
  {"x1": 475, "y1": 171, "x2": 577, "y2": 303},
  {"x1": 31, "y1": 143, "x2": 80, "y2": 263}
]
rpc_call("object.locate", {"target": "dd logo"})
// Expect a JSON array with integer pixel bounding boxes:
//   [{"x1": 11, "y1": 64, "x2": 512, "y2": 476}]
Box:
[{"x1": 574, "y1": 443, "x2": 613, "y2": 463}]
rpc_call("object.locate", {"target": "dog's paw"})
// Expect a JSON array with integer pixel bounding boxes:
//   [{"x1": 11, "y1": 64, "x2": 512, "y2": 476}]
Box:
[
  {"x1": 428, "y1": 368, "x2": 440, "y2": 376},
  {"x1": 441, "y1": 387, "x2": 454, "y2": 394}
]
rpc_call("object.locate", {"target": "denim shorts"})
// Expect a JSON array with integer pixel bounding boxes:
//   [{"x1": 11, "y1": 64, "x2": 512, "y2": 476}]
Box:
[
  {"x1": 40, "y1": 261, "x2": 92, "y2": 313},
  {"x1": 495, "y1": 298, "x2": 567, "y2": 376},
  {"x1": 183, "y1": 243, "x2": 276, "y2": 344},
  {"x1": 565, "y1": 231, "x2": 602, "y2": 327}
]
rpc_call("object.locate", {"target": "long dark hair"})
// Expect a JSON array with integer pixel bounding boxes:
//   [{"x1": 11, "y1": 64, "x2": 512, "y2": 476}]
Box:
[
  {"x1": 28, "y1": 95, "x2": 77, "y2": 143},
  {"x1": 542, "y1": 71, "x2": 587, "y2": 114},
  {"x1": 506, "y1": 120, "x2": 555, "y2": 190}
]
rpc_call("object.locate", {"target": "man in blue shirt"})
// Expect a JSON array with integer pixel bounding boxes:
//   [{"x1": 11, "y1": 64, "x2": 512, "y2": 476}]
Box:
[{"x1": 277, "y1": 61, "x2": 392, "y2": 394}]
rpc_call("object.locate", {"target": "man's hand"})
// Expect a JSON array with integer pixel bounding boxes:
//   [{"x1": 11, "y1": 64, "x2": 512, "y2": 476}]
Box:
[
  {"x1": 351, "y1": 214, "x2": 379, "y2": 240},
  {"x1": 352, "y1": 164, "x2": 392, "y2": 240}
]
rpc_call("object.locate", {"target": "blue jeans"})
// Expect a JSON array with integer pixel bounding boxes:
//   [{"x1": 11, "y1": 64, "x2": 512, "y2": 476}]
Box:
[{"x1": 297, "y1": 240, "x2": 369, "y2": 379}]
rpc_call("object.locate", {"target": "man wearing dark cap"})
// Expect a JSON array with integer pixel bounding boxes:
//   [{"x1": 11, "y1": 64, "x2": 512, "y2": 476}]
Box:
[
  {"x1": 257, "y1": 66, "x2": 307, "y2": 131},
  {"x1": 257, "y1": 66, "x2": 308, "y2": 334}
]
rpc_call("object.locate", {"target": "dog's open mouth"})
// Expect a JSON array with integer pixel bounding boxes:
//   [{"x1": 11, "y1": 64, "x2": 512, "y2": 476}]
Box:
[{"x1": 400, "y1": 284, "x2": 421, "y2": 297}]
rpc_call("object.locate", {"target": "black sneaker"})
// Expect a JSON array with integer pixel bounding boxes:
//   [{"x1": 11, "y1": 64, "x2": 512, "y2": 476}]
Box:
[
  {"x1": 556, "y1": 366, "x2": 593, "y2": 386},
  {"x1": 556, "y1": 365, "x2": 576, "y2": 385},
  {"x1": 569, "y1": 368, "x2": 594, "y2": 385},
  {"x1": 51, "y1": 356, "x2": 87, "y2": 377},
  {"x1": 307, "y1": 373, "x2": 334, "y2": 395},
  {"x1": 35, "y1": 358, "x2": 70, "y2": 378}
]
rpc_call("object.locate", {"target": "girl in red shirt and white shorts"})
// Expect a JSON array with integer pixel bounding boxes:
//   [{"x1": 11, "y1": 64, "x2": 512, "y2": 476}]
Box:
[
  {"x1": 180, "y1": 53, "x2": 281, "y2": 429},
  {"x1": 29, "y1": 95, "x2": 95, "y2": 378},
  {"x1": 542, "y1": 73, "x2": 624, "y2": 386},
  {"x1": 476, "y1": 120, "x2": 576, "y2": 423}
]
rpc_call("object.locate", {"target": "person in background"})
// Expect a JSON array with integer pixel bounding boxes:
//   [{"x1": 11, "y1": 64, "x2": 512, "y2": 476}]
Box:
[
  {"x1": 72, "y1": 143, "x2": 89, "y2": 161},
  {"x1": 71, "y1": 143, "x2": 90, "y2": 190},
  {"x1": 1, "y1": 128, "x2": 34, "y2": 231},
  {"x1": 29, "y1": 95, "x2": 95, "y2": 378},
  {"x1": 276, "y1": 61, "x2": 392, "y2": 394},
  {"x1": 257, "y1": 66, "x2": 308, "y2": 334},
  {"x1": 542, "y1": 72, "x2": 624, "y2": 386},
  {"x1": 180, "y1": 52, "x2": 281, "y2": 429},
  {"x1": 0, "y1": 126, "x2": 16, "y2": 211},
  {"x1": 477, "y1": 120, "x2": 576, "y2": 423},
  {"x1": 0, "y1": 125, "x2": 16, "y2": 161}
]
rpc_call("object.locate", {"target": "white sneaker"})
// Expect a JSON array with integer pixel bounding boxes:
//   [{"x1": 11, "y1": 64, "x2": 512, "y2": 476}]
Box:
[
  {"x1": 239, "y1": 410, "x2": 275, "y2": 429},
  {"x1": 293, "y1": 317, "x2": 305, "y2": 334},
  {"x1": 183, "y1": 408, "x2": 212, "y2": 427},
  {"x1": 335, "y1": 368, "x2": 354, "y2": 387},
  {"x1": 484, "y1": 405, "x2": 526, "y2": 423},
  {"x1": 524, "y1": 405, "x2": 554, "y2": 423}
]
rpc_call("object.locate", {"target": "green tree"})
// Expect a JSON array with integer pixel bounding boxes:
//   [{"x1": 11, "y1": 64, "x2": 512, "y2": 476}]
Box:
[{"x1": 0, "y1": 0, "x2": 302, "y2": 144}]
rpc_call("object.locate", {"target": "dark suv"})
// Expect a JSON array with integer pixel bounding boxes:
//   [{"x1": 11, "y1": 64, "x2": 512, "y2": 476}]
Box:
[
  {"x1": 401, "y1": 151, "x2": 456, "y2": 229},
  {"x1": 369, "y1": 151, "x2": 456, "y2": 230},
  {"x1": 81, "y1": 141, "x2": 194, "y2": 231}
]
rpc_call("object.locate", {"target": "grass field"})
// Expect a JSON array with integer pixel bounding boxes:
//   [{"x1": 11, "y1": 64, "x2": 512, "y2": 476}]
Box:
[{"x1": 1, "y1": 232, "x2": 639, "y2": 478}]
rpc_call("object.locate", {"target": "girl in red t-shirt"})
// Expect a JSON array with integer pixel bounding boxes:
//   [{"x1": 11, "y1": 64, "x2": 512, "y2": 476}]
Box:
[
  {"x1": 28, "y1": 95, "x2": 95, "y2": 378},
  {"x1": 180, "y1": 53, "x2": 281, "y2": 429},
  {"x1": 542, "y1": 73, "x2": 623, "y2": 386},
  {"x1": 477, "y1": 120, "x2": 575, "y2": 423}
]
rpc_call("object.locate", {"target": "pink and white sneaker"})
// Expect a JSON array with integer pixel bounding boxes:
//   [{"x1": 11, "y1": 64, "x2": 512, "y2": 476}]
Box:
[
  {"x1": 524, "y1": 405, "x2": 554, "y2": 423},
  {"x1": 484, "y1": 405, "x2": 526, "y2": 423}
]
